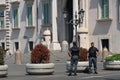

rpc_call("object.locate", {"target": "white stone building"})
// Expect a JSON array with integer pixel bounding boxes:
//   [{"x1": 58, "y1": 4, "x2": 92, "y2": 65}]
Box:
[
  {"x1": 0, "y1": 0, "x2": 120, "y2": 54},
  {"x1": 88, "y1": 0, "x2": 120, "y2": 53}
]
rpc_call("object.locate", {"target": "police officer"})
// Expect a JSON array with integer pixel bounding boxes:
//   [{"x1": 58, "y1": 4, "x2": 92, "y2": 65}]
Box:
[
  {"x1": 68, "y1": 42, "x2": 80, "y2": 76},
  {"x1": 88, "y1": 42, "x2": 99, "y2": 74}
]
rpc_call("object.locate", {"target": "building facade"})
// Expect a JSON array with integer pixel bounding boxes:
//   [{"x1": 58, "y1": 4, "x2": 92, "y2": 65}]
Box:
[
  {"x1": 0, "y1": 0, "x2": 120, "y2": 54},
  {"x1": 88, "y1": 0, "x2": 120, "y2": 53},
  {"x1": 0, "y1": 0, "x2": 63, "y2": 54}
]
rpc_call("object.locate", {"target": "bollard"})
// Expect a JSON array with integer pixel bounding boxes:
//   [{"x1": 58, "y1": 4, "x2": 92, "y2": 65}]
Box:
[
  {"x1": 102, "y1": 47, "x2": 109, "y2": 61},
  {"x1": 43, "y1": 28, "x2": 51, "y2": 49},
  {"x1": 15, "y1": 50, "x2": 22, "y2": 65},
  {"x1": 61, "y1": 40, "x2": 68, "y2": 52}
]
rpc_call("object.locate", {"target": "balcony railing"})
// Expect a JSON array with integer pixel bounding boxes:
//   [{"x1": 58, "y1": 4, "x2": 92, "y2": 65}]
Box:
[
  {"x1": 10, "y1": 0, "x2": 20, "y2": 4},
  {"x1": 0, "y1": 0, "x2": 6, "y2": 7}
]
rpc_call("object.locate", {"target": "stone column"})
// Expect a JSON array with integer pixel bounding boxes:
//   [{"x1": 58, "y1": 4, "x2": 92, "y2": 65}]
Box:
[
  {"x1": 51, "y1": 0, "x2": 61, "y2": 50},
  {"x1": 102, "y1": 47, "x2": 109, "y2": 61},
  {"x1": 15, "y1": 50, "x2": 22, "y2": 65}
]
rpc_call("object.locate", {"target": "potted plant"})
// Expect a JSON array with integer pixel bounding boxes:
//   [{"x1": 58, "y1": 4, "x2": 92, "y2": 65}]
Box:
[
  {"x1": 26, "y1": 44, "x2": 55, "y2": 75},
  {"x1": 0, "y1": 47, "x2": 8, "y2": 77},
  {"x1": 103, "y1": 54, "x2": 120, "y2": 70},
  {"x1": 66, "y1": 47, "x2": 89, "y2": 71}
]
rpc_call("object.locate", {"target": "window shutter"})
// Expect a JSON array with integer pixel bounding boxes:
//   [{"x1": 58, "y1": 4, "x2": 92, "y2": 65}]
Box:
[
  {"x1": 1, "y1": 21, "x2": 4, "y2": 29},
  {"x1": 105, "y1": 0, "x2": 109, "y2": 18},
  {"x1": 0, "y1": 11, "x2": 4, "y2": 17},
  {"x1": 0, "y1": 11, "x2": 4, "y2": 29},
  {"x1": 0, "y1": 21, "x2": 4, "y2": 29},
  {"x1": 101, "y1": 0, "x2": 104, "y2": 19},
  {"x1": 101, "y1": 0, "x2": 109, "y2": 19},
  {"x1": 14, "y1": 9, "x2": 18, "y2": 28},
  {"x1": 27, "y1": 6, "x2": 33, "y2": 26},
  {"x1": 43, "y1": 2, "x2": 50, "y2": 25},
  {"x1": 43, "y1": 3, "x2": 46, "y2": 24},
  {"x1": 46, "y1": 3, "x2": 49, "y2": 24}
]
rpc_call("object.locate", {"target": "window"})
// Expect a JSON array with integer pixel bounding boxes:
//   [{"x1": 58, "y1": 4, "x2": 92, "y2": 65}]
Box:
[
  {"x1": 0, "y1": 11, "x2": 4, "y2": 29},
  {"x1": 27, "y1": 5, "x2": 33, "y2": 26},
  {"x1": 118, "y1": 0, "x2": 120, "y2": 22},
  {"x1": 1, "y1": 42, "x2": 5, "y2": 50},
  {"x1": 0, "y1": 21, "x2": 4, "y2": 29},
  {"x1": 13, "y1": 8, "x2": 18, "y2": 28},
  {"x1": 42, "y1": 2, "x2": 50, "y2": 25},
  {"x1": 29, "y1": 41, "x2": 33, "y2": 51},
  {"x1": 15, "y1": 42, "x2": 19, "y2": 51},
  {"x1": 0, "y1": 11, "x2": 4, "y2": 17},
  {"x1": 100, "y1": 0, "x2": 109, "y2": 19}
]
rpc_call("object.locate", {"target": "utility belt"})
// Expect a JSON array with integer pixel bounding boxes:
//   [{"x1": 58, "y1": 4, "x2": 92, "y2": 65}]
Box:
[
  {"x1": 71, "y1": 55, "x2": 79, "y2": 59},
  {"x1": 89, "y1": 56, "x2": 97, "y2": 58}
]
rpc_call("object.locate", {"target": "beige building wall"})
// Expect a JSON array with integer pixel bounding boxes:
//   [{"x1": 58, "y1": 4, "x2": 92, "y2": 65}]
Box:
[{"x1": 88, "y1": 0, "x2": 120, "y2": 53}]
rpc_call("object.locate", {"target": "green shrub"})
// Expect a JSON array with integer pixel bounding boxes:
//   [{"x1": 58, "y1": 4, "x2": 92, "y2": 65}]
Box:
[{"x1": 105, "y1": 54, "x2": 120, "y2": 61}]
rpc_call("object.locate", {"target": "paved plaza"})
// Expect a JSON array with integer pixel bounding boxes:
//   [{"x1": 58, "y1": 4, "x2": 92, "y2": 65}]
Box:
[{"x1": 1, "y1": 51, "x2": 120, "y2": 80}]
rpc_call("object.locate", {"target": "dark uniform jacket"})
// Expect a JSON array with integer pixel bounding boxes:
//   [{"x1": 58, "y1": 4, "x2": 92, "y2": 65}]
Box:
[{"x1": 88, "y1": 47, "x2": 98, "y2": 58}]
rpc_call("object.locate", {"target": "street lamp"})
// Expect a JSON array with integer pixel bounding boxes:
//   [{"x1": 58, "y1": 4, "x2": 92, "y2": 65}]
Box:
[{"x1": 63, "y1": 9, "x2": 85, "y2": 47}]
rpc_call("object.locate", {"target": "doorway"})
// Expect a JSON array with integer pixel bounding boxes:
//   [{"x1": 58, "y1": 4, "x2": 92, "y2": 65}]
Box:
[
  {"x1": 1, "y1": 42, "x2": 5, "y2": 50},
  {"x1": 65, "y1": 0, "x2": 73, "y2": 44},
  {"x1": 101, "y1": 39, "x2": 109, "y2": 51},
  {"x1": 15, "y1": 42, "x2": 19, "y2": 51}
]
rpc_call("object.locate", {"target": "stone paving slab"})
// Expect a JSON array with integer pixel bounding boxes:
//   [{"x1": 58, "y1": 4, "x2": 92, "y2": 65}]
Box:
[
  {"x1": 1, "y1": 62, "x2": 120, "y2": 80},
  {"x1": 2, "y1": 51, "x2": 120, "y2": 80}
]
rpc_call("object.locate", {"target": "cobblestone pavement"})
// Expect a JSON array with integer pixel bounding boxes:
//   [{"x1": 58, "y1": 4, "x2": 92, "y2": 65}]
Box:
[{"x1": 2, "y1": 51, "x2": 120, "y2": 80}]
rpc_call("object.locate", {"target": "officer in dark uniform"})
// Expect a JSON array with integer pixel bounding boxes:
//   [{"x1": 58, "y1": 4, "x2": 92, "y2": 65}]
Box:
[
  {"x1": 88, "y1": 42, "x2": 99, "y2": 74},
  {"x1": 68, "y1": 42, "x2": 80, "y2": 76}
]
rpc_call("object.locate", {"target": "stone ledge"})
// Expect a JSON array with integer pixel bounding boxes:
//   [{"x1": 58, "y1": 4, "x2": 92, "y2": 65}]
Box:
[{"x1": 97, "y1": 18, "x2": 112, "y2": 22}]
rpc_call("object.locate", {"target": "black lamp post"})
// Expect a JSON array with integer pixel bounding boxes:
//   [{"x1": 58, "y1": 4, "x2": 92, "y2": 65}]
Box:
[{"x1": 63, "y1": 9, "x2": 85, "y2": 47}]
